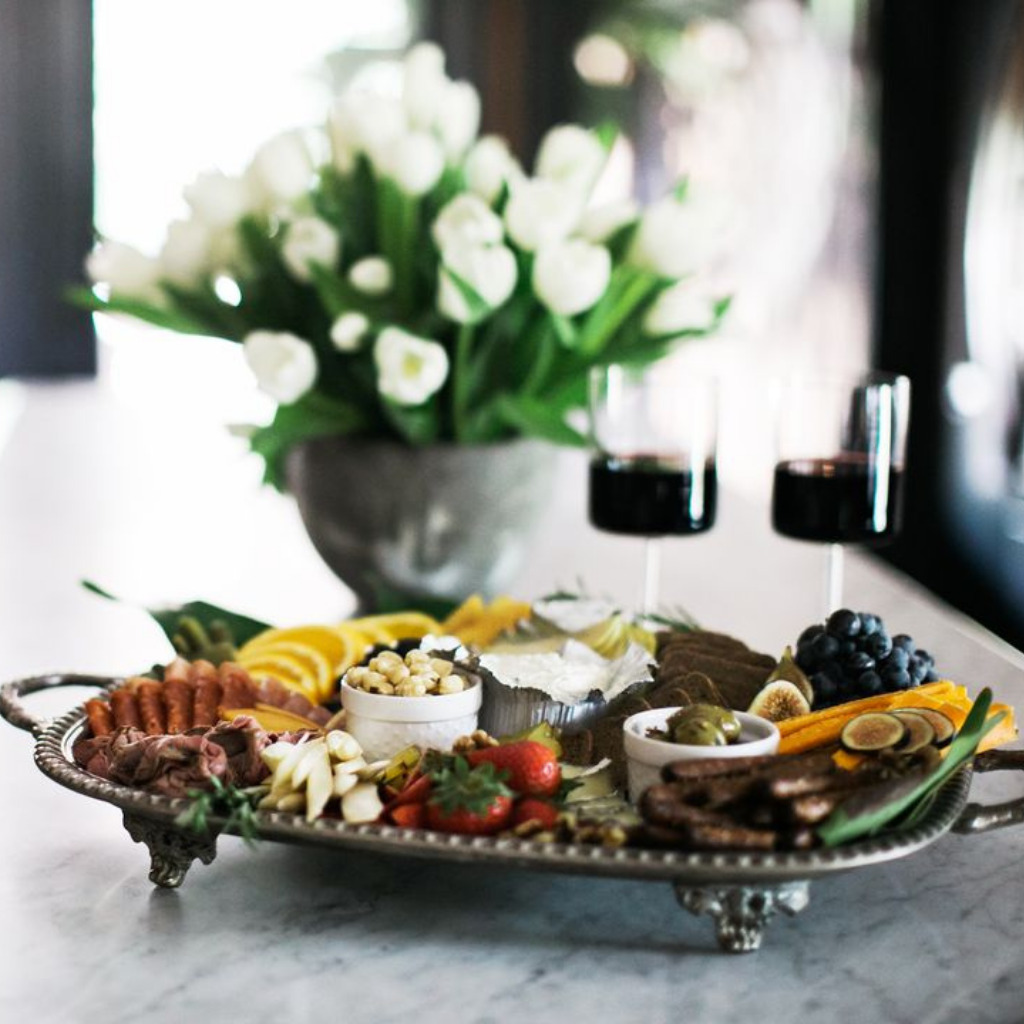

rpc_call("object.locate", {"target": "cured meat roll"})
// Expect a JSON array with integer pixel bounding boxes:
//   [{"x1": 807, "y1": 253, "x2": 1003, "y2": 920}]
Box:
[
  {"x1": 219, "y1": 661, "x2": 257, "y2": 709},
  {"x1": 84, "y1": 698, "x2": 114, "y2": 738},
  {"x1": 109, "y1": 688, "x2": 143, "y2": 731},
  {"x1": 191, "y1": 661, "x2": 222, "y2": 728},
  {"x1": 136, "y1": 681, "x2": 167, "y2": 736}
]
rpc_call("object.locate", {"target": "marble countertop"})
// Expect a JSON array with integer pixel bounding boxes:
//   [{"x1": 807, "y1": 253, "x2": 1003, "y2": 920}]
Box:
[{"x1": 2, "y1": 379, "x2": 1024, "y2": 1024}]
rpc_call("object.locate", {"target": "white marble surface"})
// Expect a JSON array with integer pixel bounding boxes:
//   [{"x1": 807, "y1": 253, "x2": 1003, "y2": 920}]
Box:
[{"x1": 3, "y1": 379, "x2": 1024, "y2": 1024}]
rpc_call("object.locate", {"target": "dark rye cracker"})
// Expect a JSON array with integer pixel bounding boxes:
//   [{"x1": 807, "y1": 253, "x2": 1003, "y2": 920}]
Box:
[{"x1": 657, "y1": 651, "x2": 771, "y2": 710}]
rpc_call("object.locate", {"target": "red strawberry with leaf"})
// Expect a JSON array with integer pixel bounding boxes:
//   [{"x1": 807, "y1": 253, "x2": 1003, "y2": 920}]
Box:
[
  {"x1": 425, "y1": 757, "x2": 514, "y2": 835},
  {"x1": 466, "y1": 740, "x2": 561, "y2": 798}
]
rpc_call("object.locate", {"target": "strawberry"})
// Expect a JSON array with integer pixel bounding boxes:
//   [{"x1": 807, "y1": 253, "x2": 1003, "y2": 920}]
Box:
[
  {"x1": 466, "y1": 740, "x2": 561, "y2": 798},
  {"x1": 511, "y1": 797, "x2": 560, "y2": 830},
  {"x1": 425, "y1": 757, "x2": 514, "y2": 835}
]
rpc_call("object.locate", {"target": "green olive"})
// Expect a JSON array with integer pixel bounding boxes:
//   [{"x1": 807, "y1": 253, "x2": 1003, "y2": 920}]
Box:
[
  {"x1": 708, "y1": 708, "x2": 741, "y2": 741},
  {"x1": 671, "y1": 719, "x2": 728, "y2": 747},
  {"x1": 665, "y1": 705, "x2": 741, "y2": 743}
]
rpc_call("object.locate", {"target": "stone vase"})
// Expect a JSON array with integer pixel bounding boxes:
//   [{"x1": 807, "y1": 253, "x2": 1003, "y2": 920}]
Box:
[{"x1": 285, "y1": 436, "x2": 559, "y2": 611}]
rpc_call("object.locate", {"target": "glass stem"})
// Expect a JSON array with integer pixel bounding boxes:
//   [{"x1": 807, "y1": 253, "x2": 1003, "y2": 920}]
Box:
[
  {"x1": 825, "y1": 543, "x2": 844, "y2": 615},
  {"x1": 642, "y1": 537, "x2": 661, "y2": 617}
]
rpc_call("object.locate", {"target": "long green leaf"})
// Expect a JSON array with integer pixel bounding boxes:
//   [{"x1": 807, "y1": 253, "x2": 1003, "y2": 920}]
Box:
[
  {"x1": 442, "y1": 266, "x2": 492, "y2": 325},
  {"x1": 81, "y1": 580, "x2": 271, "y2": 648},
  {"x1": 492, "y1": 394, "x2": 586, "y2": 447},
  {"x1": 575, "y1": 266, "x2": 662, "y2": 357},
  {"x1": 817, "y1": 688, "x2": 1004, "y2": 847},
  {"x1": 161, "y1": 282, "x2": 247, "y2": 342},
  {"x1": 376, "y1": 177, "x2": 420, "y2": 318},
  {"x1": 380, "y1": 398, "x2": 441, "y2": 445},
  {"x1": 248, "y1": 391, "x2": 369, "y2": 489},
  {"x1": 66, "y1": 285, "x2": 213, "y2": 336}
]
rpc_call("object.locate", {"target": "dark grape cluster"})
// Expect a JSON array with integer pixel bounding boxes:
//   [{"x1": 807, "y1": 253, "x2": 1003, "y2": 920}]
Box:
[{"x1": 794, "y1": 609, "x2": 939, "y2": 708}]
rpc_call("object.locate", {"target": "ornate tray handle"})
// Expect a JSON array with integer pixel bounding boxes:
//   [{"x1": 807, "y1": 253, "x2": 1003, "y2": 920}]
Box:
[
  {"x1": 952, "y1": 748, "x2": 1024, "y2": 834},
  {"x1": 0, "y1": 674, "x2": 119, "y2": 737}
]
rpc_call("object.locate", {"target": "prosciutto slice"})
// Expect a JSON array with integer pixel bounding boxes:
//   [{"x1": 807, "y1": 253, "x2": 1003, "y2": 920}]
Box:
[{"x1": 72, "y1": 715, "x2": 274, "y2": 797}]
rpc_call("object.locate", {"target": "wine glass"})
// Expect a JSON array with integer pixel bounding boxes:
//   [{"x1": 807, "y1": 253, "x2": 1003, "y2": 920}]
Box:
[
  {"x1": 588, "y1": 364, "x2": 719, "y2": 616},
  {"x1": 770, "y1": 370, "x2": 911, "y2": 613}
]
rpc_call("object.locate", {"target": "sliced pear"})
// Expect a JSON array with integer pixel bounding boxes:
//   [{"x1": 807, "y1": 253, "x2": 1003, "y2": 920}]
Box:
[
  {"x1": 291, "y1": 738, "x2": 328, "y2": 788},
  {"x1": 325, "y1": 730, "x2": 362, "y2": 762},
  {"x1": 333, "y1": 769, "x2": 359, "y2": 798},
  {"x1": 341, "y1": 782, "x2": 385, "y2": 824}
]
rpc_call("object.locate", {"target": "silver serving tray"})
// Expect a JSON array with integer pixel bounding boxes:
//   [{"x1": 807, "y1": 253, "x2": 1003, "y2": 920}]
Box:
[{"x1": 4, "y1": 673, "x2": 1022, "y2": 953}]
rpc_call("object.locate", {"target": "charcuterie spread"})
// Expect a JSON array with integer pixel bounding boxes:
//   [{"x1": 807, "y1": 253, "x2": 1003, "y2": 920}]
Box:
[{"x1": 61, "y1": 595, "x2": 1018, "y2": 851}]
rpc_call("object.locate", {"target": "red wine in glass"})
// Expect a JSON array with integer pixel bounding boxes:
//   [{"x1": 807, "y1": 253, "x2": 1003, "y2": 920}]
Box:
[
  {"x1": 771, "y1": 454, "x2": 904, "y2": 544},
  {"x1": 589, "y1": 455, "x2": 717, "y2": 536}
]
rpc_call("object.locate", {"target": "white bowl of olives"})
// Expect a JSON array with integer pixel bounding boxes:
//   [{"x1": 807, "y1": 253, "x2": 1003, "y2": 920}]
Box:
[{"x1": 622, "y1": 705, "x2": 780, "y2": 803}]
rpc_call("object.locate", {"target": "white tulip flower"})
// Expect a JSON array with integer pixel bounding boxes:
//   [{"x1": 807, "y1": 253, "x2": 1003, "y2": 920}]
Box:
[
  {"x1": 245, "y1": 130, "x2": 314, "y2": 208},
  {"x1": 328, "y1": 93, "x2": 407, "y2": 171},
  {"x1": 437, "y1": 242, "x2": 518, "y2": 323},
  {"x1": 629, "y1": 194, "x2": 730, "y2": 278},
  {"x1": 243, "y1": 330, "x2": 318, "y2": 404},
  {"x1": 281, "y1": 216, "x2": 341, "y2": 283},
  {"x1": 535, "y1": 124, "x2": 608, "y2": 198},
  {"x1": 159, "y1": 219, "x2": 213, "y2": 286},
  {"x1": 402, "y1": 41, "x2": 448, "y2": 130},
  {"x1": 464, "y1": 135, "x2": 521, "y2": 203},
  {"x1": 374, "y1": 327, "x2": 449, "y2": 406},
  {"x1": 532, "y1": 239, "x2": 611, "y2": 317},
  {"x1": 504, "y1": 179, "x2": 582, "y2": 252},
  {"x1": 330, "y1": 311, "x2": 370, "y2": 352},
  {"x1": 184, "y1": 171, "x2": 256, "y2": 229},
  {"x1": 579, "y1": 199, "x2": 639, "y2": 243},
  {"x1": 376, "y1": 131, "x2": 445, "y2": 197},
  {"x1": 436, "y1": 80, "x2": 481, "y2": 158},
  {"x1": 85, "y1": 241, "x2": 162, "y2": 303},
  {"x1": 432, "y1": 194, "x2": 504, "y2": 252},
  {"x1": 348, "y1": 256, "x2": 393, "y2": 296},
  {"x1": 643, "y1": 281, "x2": 718, "y2": 335}
]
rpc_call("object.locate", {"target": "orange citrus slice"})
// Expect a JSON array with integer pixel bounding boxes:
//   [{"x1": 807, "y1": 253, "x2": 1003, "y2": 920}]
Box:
[{"x1": 241, "y1": 626, "x2": 347, "y2": 667}]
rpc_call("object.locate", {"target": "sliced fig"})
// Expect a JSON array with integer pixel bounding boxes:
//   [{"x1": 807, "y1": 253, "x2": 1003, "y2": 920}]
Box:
[
  {"x1": 892, "y1": 706, "x2": 956, "y2": 748},
  {"x1": 840, "y1": 712, "x2": 906, "y2": 752},
  {"x1": 890, "y1": 711, "x2": 937, "y2": 753},
  {"x1": 748, "y1": 680, "x2": 811, "y2": 722},
  {"x1": 765, "y1": 646, "x2": 814, "y2": 706}
]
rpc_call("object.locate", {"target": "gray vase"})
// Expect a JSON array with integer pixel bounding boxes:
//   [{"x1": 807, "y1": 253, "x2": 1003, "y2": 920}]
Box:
[{"x1": 285, "y1": 436, "x2": 560, "y2": 611}]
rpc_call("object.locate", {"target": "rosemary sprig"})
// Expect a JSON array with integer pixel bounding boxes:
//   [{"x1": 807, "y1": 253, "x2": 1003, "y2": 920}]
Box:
[{"x1": 174, "y1": 776, "x2": 264, "y2": 849}]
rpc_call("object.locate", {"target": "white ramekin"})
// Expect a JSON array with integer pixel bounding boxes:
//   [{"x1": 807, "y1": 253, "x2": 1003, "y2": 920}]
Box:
[
  {"x1": 340, "y1": 679, "x2": 482, "y2": 761},
  {"x1": 622, "y1": 707, "x2": 780, "y2": 803}
]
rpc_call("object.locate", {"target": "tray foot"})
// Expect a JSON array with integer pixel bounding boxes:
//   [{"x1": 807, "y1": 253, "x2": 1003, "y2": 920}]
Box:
[
  {"x1": 122, "y1": 812, "x2": 218, "y2": 888},
  {"x1": 674, "y1": 881, "x2": 810, "y2": 952}
]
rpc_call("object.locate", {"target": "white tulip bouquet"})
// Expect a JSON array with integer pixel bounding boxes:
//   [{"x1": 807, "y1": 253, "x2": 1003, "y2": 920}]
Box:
[{"x1": 77, "y1": 43, "x2": 729, "y2": 487}]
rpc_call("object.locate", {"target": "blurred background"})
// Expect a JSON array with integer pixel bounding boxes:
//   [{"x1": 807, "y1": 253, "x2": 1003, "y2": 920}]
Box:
[{"x1": 2, "y1": 0, "x2": 1024, "y2": 649}]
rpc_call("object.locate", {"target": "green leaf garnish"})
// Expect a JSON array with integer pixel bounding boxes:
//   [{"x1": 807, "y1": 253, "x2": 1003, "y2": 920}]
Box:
[
  {"x1": 174, "y1": 776, "x2": 263, "y2": 848},
  {"x1": 818, "y1": 688, "x2": 1004, "y2": 847},
  {"x1": 81, "y1": 580, "x2": 271, "y2": 649}
]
